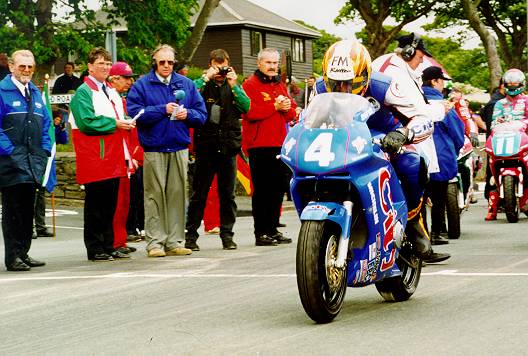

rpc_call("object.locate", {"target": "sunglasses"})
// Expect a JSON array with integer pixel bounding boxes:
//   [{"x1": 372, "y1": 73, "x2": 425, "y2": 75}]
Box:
[
  {"x1": 18, "y1": 65, "x2": 34, "y2": 70},
  {"x1": 158, "y1": 60, "x2": 174, "y2": 66}
]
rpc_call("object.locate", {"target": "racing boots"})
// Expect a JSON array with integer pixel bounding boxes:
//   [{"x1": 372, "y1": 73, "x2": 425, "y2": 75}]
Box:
[
  {"x1": 519, "y1": 189, "x2": 528, "y2": 213},
  {"x1": 406, "y1": 211, "x2": 450, "y2": 264},
  {"x1": 485, "y1": 190, "x2": 499, "y2": 221}
]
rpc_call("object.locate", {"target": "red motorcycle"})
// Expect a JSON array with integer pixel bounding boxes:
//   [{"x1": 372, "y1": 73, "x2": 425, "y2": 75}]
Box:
[{"x1": 485, "y1": 120, "x2": 528, "y2": 222}]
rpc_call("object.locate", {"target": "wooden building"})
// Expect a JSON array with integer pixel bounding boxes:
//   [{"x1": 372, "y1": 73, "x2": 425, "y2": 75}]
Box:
[{"x1": 190, "y1": 0, "x2": 321, "y2": 80}]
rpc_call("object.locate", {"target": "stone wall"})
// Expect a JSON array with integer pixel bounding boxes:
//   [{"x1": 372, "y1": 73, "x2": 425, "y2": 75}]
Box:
[
  {"x1": 53, "y1": 152, "x2": 250, "y2": 204},
  {"x1": 54, "y1": 152, "x2": 85, "y2": 203}
]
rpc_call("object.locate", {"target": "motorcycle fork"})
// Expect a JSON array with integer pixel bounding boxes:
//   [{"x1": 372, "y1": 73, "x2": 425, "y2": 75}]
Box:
[
  {"x1": 334, "y1": 200, "x2": 353, "y2": 269},
  {"x1": 498, "y1": 171, "x2": 524, "y2": 198}
]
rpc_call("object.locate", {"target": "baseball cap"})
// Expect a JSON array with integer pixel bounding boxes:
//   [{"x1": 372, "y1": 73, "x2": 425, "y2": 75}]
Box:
[
  {"x1": 422, "y1": 66, "x2": 451, "y2": 82},
  {"x1": 397, "y1": 33, "x2": 432, "y2": 57},
  {"x1": 109, "y1": 61, "x2": 135, "y2": 77}
]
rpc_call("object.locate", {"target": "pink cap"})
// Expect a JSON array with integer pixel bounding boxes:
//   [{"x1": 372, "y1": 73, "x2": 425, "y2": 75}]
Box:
[{"x1": 109, "y1": 61, "x2": 135, "y2": 77}]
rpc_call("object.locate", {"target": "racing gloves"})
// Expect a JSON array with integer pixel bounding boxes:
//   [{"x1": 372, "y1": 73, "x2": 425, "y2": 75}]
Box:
[
  {"x1": 381, "y1": 127, "x2": 414, "y2": 154},
  {"x1": 470, "y1": 132, "x2": 479, "y2": 148}
]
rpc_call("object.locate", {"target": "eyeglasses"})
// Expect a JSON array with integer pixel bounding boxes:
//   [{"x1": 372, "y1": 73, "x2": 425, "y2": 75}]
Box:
[
  {"x1": 158, "y1": 60, "x2": 174, "y2": 66},
  {"x1": 17, "y1": 65, "x2": 34, "y2": 70},
  {"x1": 94, "y1": 62, "x2": 112, "y2": 67}
]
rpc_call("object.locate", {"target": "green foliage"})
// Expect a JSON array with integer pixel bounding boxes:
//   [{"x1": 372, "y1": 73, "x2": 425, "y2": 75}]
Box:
[
  {"x1": 0, "y1": 0, "x2": 199, "y2": 77},
  {"x1": 0, "y1": 1, "x2": 109, "y2": 72},
  {"x1": 428, "y1": 0, "x2": 526, "y2": 72},
  {"x1": 425, "y1": 36, "x2": 490, "y2": 90},
  {"x1": 313, "y1": 58, "x2": 323, "y2": 76},
  {"x1": 293, "y1": 20, "x2": 341, "y2": 75},
  {"x1": 103, "y1": 0, "x2": 198, "y2": 50},
  {"x1": 187, "y1": 66, "x2": 206, "y2": 80}
]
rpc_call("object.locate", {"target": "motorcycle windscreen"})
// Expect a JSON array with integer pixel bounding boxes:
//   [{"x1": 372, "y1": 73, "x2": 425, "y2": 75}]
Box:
[
  {"x1": 281, "y1": 93, "x2": 376, "y2": 175},
  {"x1": 491, "y1": 131, "x2": 521, "y2": 157}
]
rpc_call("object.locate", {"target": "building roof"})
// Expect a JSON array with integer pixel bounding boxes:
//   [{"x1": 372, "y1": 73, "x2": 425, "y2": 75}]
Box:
[{"x1": 191, "y1": 0, "x2": 321, "y2": 38}]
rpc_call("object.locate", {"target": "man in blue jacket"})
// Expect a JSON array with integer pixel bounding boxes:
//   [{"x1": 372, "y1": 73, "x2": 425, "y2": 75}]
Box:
[
  {"x1": 127, "y1": 44, "x2": 207, "y2": 258},
  {"x1": 0, "y1": 50, "x2": 51, "y2": 271},
  {"x1": 422, "y1": 66, "x2": 465, "y2": 245}
]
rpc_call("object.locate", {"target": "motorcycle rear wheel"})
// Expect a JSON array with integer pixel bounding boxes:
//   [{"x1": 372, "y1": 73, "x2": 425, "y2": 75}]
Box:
[
  {"x1": 503, "y1": 176, "x2": 519, "y2": 223},
  {"x1": 375, "y1": 246, "x2": 422, "y2": 302},
  {"x1": 296, "y1": 220, "x2": 347, "y2": 324},
  {"x1": 446, "y1": 182, "x2": 461, "y2": 239}
]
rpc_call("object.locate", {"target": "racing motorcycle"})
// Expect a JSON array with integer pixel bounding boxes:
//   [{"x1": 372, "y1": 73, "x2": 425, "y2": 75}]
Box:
[
  {"x1": 485, "y1": 120, "x2": 528, "y2": 223},
  {"x1": 281, "y1": 93, "x2": 421, "y2": 324},
  {"x1": 445, "y1": 137, "x2": 481, "y2": 238}
]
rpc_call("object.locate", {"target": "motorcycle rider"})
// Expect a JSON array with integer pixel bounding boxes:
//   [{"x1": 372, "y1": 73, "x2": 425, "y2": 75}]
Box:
[
  {"x1": 485, "y1": 68, "x2": 528, "y2": 220},
  {"x1": 314, "y1": 39, "x2": 450, "y2": 263}
]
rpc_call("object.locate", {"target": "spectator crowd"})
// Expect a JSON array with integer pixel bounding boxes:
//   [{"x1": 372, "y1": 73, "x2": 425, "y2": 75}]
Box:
[{"x1": 0, "y1": 34, "x2": 524, "y2": 271}]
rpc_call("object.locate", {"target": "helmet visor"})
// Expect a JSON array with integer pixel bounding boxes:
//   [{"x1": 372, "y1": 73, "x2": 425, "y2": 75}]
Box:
[
  {"x1": 505, "y1": 82, "x2": 525, "y2": 96},
  {"x1": 327, "y1": 76, "x2": 367, "y2": 95}
]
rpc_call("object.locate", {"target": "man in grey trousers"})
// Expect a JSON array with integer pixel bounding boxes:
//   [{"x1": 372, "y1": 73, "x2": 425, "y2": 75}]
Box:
[{"x1": 127, "y1": 44, "x2": 207, "y2": 257}]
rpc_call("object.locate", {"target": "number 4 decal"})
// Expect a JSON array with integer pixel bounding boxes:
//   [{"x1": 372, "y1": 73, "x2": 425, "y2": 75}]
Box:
[{"x1": 304, "y1": 132, "x2": 336, "y2": 167}]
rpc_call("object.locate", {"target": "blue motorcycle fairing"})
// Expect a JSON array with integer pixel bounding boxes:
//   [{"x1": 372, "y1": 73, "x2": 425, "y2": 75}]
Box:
[
  {"x1": 346, "y1": 165, "x2": 406, "y2": 286},
  {"x1": 282, "y1": 93, "x2": 408, "y2": 287},
  {"x1": 281, "y1": 122, "x2": 373, "y2": 176}
]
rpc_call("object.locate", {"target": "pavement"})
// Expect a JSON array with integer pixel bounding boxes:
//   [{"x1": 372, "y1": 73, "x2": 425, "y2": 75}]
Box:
[
  {"x1": 235, "y1": 194, "x2": 295, "y2": 217},
  {"x1": 1, "y1": 186, "x2": 528, "y2": 354},
  {"x1": 48, "y1": 194, "x2": 295, "y2": 218}
]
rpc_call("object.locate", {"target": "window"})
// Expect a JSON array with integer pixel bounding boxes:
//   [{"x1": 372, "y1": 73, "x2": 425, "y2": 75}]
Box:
[
  {"x1": 292, "y1": 38, "x2": 305, "y2": 62},
  {"x1": 250, "y1": 31, "x2": 263, "y2": 56}
]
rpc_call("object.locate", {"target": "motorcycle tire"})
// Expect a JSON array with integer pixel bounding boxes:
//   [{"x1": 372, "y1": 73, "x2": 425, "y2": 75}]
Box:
[
  {"x1": 446, "y1": 182, "x2": 461, "y2": 239},
  {"x1": 375, "y1": 246, "x2": 421, "y2": 302},
  {"x1": 503, "y1": 175, "x2": 519, "y2": 223},
  {"x1": 296, "y1": 220, "x2": 347, "y2": 324}
]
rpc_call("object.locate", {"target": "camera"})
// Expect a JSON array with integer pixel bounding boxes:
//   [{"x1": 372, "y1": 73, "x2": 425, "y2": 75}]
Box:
[{"x1": 218, "y1": 66, "x2": 231, "y2": 76}]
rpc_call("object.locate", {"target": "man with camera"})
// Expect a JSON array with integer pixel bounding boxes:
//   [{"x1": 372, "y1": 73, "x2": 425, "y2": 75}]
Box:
[{"x1": 185, "y1": 49, "x2": 250, "y2": 251}]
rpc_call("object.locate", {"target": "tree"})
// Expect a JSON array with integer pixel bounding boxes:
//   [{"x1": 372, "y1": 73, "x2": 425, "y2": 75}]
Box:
[
  {"x1": 461, "y1": 0, "x2": 502, "y2": 90},
  {"x1": 179, "y1": 0, "x2": 221, "y2": 63},
  {"x1": 0, "y1": 0, "x2": 216, "y2": 79},
  {"x1": 430, "y1": 0, "x2": 526, "y2": 90},
  {"x1": 478, "y1": 0, "x2": 527, "y2": 72},
  {"x1": 101, "y1": 0, "x2": 222, "y2": 69},
  {"x1": 425, "y1": 36, "x2": 490, "y2": 89},
  {"x1": 334, "y1": 0, "x2": 438, "y2": 59},
  {"x1": 0, "y1": 0, "x2": 109, "y2": 80}
]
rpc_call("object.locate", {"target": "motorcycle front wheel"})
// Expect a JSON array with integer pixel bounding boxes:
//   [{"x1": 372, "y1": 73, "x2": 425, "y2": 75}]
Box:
[
  {"x1": 503, "y1": 175, "x2": 519, "y2": 223},
  {"x1": 446, "y1": 182, "x2": 461, "y2": 239},
  {"x1": 296, "y1": 220, "x2": 347, "y2": 324},
  {"x1": 375, "y1": 245, "x2": 422, "y2": 302}
]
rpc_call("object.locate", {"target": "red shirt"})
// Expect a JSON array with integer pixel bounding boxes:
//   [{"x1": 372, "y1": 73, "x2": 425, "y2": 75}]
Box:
[{"x1": 242, "y1": 74, "x2": 297, "y2": 150}]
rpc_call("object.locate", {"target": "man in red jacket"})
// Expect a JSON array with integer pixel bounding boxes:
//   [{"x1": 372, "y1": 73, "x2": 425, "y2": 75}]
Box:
[{"x1": 242, "y1": 48, "x2": 297, "y2": 246}]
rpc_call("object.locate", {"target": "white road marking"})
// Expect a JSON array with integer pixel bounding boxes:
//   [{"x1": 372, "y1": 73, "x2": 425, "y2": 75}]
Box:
[
  {"x1": 0, "y1": 270, "x2": 527, "y2": 283},
  {"x1": 53, "y1": 225, "x2": 83, "y2": 230},
  {"x1": 423, "y1": 269, "x2": 528, "y2": 276},
  {"x1": 0, "y1": 273, "x2": 297, "y2": 282}
]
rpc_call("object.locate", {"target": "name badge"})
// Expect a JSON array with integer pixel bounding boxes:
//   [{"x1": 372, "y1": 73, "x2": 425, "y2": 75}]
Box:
[{"x1": 13, "y1": 101, "x2": 21, "y2": 107}]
